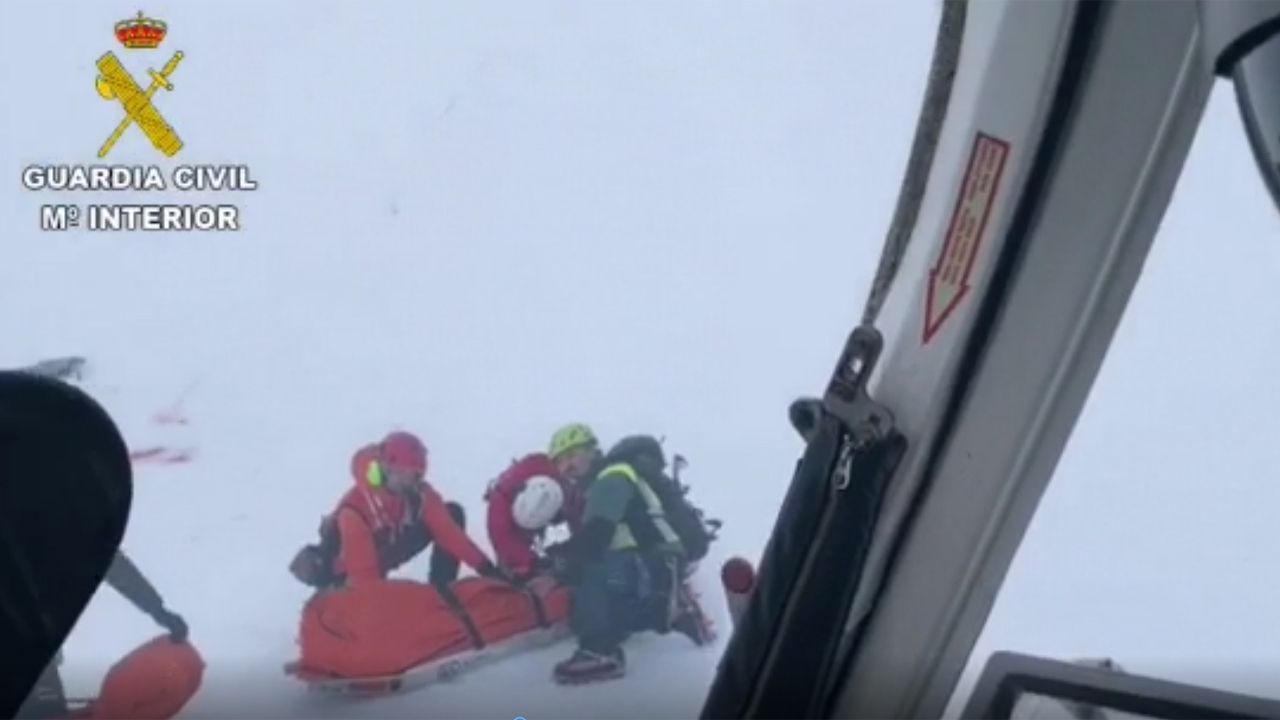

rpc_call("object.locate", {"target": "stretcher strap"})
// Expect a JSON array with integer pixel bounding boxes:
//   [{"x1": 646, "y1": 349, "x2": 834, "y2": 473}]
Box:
[
  {"x1": 522, "y1": 586, "x2": 549, "y2": 628},
  {"x1": 435, "y1": 583, "x2": 485, "y2": 650}
]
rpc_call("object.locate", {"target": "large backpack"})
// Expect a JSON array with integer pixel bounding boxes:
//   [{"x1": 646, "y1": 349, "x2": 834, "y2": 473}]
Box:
[
  {"x1": 603, "y1": 435, "x2": 722, "y2": 564},
  {"x1": 289, "y1": 499, "x2": 391, "y2": 589},
  {"x1": 289, "y1": 512, "x2": 345, "y2": 588}
]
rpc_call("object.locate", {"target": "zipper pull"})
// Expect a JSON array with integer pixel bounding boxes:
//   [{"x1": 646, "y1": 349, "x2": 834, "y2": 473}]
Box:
[{"x1": 833, "y1": 438, "x2": 856, "y2": 491}]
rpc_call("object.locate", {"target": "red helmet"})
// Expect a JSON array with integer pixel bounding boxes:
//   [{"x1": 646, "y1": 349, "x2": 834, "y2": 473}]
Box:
[{"x1": 380, "y1": 431, "x2": 427, "y2": 475}]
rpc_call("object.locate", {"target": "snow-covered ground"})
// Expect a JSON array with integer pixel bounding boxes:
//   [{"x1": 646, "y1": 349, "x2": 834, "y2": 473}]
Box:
[{"x1": 2, "y1": 2, "x2": 935, "y2": 717}]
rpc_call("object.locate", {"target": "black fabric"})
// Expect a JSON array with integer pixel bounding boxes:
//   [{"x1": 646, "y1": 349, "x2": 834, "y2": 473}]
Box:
[
  {"x1": 704, "y1": 422, "x2": 909, "y2": 717},
  {"x1": 0, "y1": 372, "x2": 132, "y2": 718},
  {"x1": 561, "y1": 516, "x2": 616, "y2": 575},
  {"x1": 427, "y1": 502, "x2": 465, "y2": 585},
  {"x1": 379, "y1": 491, "x2": 431, "y2": 573},
  {"x1": 291, "y1": 504, "x2": 365, "y2": 589},
  {"x1": 15, "y1": 661, "x2": 67, "y2": 719},
  {"x1": 603, "y1": 436, "x2": 665, "y2": 478},
  {"x1": 289, "y1": 542, "x2": 336, "y2": 588}
]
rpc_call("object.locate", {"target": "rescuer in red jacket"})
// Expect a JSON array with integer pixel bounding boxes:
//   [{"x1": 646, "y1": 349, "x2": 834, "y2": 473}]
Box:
[
  {"x1": 484, "y1": 452, "x2": 582, "y2": 580},
  {"x1": 290, "y1": 430, "x2": 510, "y2": 589}
]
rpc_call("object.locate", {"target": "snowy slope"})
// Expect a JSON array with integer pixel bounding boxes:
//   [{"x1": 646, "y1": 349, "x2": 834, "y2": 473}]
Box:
[{"x1": 2, "y1": 2, "x2": 936, "y2": 717}]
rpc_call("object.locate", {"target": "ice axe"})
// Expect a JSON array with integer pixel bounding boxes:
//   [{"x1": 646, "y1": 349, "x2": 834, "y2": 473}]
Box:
[
  {"x1": 658, "y1": 435, "x2": 689, "y2": 490},
  {"x1": 671, "y1": 452, "x2": 722, "y2": 539},
  {"x1": 672, "y1": 452, "x2": 688, "y2": 488}
]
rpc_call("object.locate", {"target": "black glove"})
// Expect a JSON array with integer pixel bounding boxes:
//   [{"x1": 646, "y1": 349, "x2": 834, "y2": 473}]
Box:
[
  {"x1": 151, "y1": 607, "x2": 188, "y2": 643},
  {"x1": 476, "y1": 561, "x2": 523, "y2": 586},
  {"x1": 549, "y1": 554, "x2": 574, "y2": 583},
  {"x1": 540, "y1": 545, "x2": 576, "y2": 584}
]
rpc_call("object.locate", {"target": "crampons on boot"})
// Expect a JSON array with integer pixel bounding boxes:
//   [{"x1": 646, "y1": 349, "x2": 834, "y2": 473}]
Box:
[
  {"x1": 671, "y1": 583, "x2": 715, "y2": 646},
  {"x1": 552, "y1": 648, "x2": 626, "y2": 685}
]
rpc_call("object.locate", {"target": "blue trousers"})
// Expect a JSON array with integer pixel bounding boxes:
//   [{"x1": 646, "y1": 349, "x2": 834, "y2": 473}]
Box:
[{"x1": 569, "y1": 549, "x2": 678, "y2": 654}]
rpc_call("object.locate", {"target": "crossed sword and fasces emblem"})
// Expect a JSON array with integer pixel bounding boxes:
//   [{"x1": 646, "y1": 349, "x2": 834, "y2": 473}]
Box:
[{"x1": 94, "y1": 50, "x2": 184, "y2": 158}]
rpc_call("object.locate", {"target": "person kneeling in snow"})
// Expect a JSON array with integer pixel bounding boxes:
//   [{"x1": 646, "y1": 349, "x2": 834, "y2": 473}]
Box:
[
  {"x1": 484, "y1": 451, "x2": 583, "y2": 581},
  {"x1": 289, "y1": 430, "x2": 512, "y2": 590},
  {"x1": 546, "y1": 432, "x2": 711, "y2": 685},
  {"x1": 20, "y1": 551, "x2": 189, "y2": 719}
]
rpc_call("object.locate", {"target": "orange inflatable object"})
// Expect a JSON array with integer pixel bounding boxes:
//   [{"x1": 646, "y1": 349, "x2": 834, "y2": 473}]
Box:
[
  {"x1": 295, "y1": 575, "x2": 570, "y2": 679},
  {"x1": 86, "y1": 636, "x2": 205, "y2": 719}
]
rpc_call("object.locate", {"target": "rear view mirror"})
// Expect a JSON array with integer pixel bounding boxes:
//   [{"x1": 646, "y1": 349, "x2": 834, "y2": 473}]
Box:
[
  {"x1": 1233, "y1": 32, "x2": 1280, "y2": 214},
  {"x1": 1200, "y1": 2, "x2": 1280, "y2": 214}
]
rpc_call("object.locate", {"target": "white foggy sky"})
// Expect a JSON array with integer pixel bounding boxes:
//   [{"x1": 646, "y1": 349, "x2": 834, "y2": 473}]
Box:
[
  {"x1": 3, "y1": 1, "x2": 1279, "y2": 716},
  {"x1": 961, "y1": 74, "x2": 1280, "y2": 701}
]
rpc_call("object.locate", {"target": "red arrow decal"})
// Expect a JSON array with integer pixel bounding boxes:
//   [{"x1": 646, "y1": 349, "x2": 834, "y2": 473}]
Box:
[{"x1": 923, "y1": 132, "x2": 1010, "y2": 344}]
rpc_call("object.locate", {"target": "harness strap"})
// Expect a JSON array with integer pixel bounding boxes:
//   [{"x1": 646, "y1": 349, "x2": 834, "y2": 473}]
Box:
[
  {"x1": 522, "y1": 586, "x2": 550, "y2": 628},
  {"x1": 435, "y1": 582, "x2": 486, "y2": 650},
  {"x1": 337, "y1": 501, "x2": 374, "y2": 527}
]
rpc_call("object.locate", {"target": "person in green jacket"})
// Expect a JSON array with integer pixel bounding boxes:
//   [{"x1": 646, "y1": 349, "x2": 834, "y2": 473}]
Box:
[{"x1": 545, "y1": 430, "x2": 705, "y2": 685}]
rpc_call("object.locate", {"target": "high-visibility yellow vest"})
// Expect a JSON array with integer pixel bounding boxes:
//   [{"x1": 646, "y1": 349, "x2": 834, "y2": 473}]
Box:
[{"x1": 598, "y1": 463, "x2": 681, "y2": 551}]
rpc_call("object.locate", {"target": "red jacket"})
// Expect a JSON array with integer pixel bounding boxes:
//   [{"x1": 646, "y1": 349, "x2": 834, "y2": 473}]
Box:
[
  {"x1": 331, "y1": 444, "x2": 491, "y2": 585},
  {"x1": 484, "y1": 453, "x2": 580, "y2": 577}
]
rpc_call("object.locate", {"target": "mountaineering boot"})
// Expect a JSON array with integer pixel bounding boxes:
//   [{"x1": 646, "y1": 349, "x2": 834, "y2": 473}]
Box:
[{"x1": 552, "y1": 647, "x2": 626, "y2": 684}]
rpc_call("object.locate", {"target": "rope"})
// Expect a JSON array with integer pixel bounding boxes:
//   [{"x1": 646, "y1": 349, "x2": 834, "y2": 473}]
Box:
[{"x1": 860, "y1": 0, "x2": 968, "y2": 326}]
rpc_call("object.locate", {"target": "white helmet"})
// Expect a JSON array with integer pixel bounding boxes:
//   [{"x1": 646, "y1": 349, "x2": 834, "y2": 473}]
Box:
[{"x1": 512, "y1": 476, "x2": 565, "y2": 531}]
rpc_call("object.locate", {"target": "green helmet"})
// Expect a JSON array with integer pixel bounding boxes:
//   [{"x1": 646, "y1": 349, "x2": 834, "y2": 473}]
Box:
[{"x1": 548, "y1": 423, "x2": 597, "y2": 459}]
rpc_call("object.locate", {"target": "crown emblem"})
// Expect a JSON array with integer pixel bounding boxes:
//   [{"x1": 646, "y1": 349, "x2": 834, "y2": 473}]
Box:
[{"x1": 114, "y1": 11, "x2": 167, "y2": 50}]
